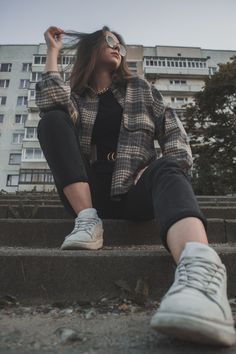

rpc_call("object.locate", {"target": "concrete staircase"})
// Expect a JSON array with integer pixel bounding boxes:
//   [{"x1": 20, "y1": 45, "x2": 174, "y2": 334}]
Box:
[{"x1": 0, "y1": 193, "x2": 235, "y2": 305}]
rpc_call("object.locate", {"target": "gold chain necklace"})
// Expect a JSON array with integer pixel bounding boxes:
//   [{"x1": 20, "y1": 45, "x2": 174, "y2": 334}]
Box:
[{"x1": 87, "y1": 85, "x2": 110, "y2": 95}]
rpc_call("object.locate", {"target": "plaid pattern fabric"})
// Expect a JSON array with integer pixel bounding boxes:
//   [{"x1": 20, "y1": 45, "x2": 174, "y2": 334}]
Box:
[{"x1": 35, "y1": 72, "x2": 193, "y2": 200}]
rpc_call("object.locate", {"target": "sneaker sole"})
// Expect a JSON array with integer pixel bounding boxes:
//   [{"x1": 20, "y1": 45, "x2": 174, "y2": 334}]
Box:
[
  {"x1": 150, "y1": 312, "x2": 236, "y2": 347},
  {"x1": 60, "y1": 238, "x2": 103, "y2": 250}
]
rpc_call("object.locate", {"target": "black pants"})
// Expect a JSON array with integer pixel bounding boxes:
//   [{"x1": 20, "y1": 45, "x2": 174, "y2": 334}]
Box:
[{"x1": 37, "y1": 109, "x2": 208, "y2": 253}]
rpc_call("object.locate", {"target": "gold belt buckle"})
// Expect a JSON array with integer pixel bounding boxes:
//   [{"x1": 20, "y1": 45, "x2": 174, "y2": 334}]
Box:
[{"x1": 107, "y1": 152, "x2": 117, "y2": 161}]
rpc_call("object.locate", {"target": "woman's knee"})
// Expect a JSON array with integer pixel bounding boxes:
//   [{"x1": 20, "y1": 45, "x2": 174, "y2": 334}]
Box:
[
  {"x1": 37, "y1": 109, "x2": 74, "y2": 139},
  {"x1": 149, "y1": 156, "x2": 181, "y2": 175}
]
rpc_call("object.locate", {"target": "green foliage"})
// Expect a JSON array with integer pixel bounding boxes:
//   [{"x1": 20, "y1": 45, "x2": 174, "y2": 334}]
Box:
[{"x1": 184, "y1": 59, "x2": 236, "y2": 195}]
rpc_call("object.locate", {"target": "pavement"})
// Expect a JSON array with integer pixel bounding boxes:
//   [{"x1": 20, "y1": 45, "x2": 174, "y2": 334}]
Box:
[{"x1": 0, "y1": 298, "x2": 235, "y2": 353}]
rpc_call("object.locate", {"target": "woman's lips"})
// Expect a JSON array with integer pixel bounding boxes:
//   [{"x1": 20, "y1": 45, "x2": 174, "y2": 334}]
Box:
[{"x1": 111, "y1": 52, "x2": 119, "y2": 59}]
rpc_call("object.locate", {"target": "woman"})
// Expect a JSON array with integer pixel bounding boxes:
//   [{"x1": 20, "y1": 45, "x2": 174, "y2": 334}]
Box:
[{"x1": 35, "y1": 26, "x2": 235, "y2": 346}]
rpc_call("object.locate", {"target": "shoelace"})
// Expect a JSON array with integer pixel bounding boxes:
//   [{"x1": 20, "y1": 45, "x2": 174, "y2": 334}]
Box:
[
  {"x1": 176, "y1": 257, "x2": 226, "y2": 296},
  {"x1": 66, "y1": 217, "x2": 99, "y2": 238}
]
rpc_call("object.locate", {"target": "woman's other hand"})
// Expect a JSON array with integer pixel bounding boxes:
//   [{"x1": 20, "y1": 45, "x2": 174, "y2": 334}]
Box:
[{"x1": 134, "y1": 166, "x2": 149, "y2": 185}]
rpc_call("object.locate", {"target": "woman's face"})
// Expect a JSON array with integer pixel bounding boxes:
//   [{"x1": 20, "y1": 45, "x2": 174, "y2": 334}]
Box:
[{"x1": 97, "y1": 31, "x2": 122, "y2": 71}]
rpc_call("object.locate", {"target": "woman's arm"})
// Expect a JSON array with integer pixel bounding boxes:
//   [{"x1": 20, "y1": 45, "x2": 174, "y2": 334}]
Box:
[
  {"x1": 151, "y1": 84, "x2": 193, "y2": 172},
  {"x1": 35, "y1": 26, "x2": 78, "y2": 121},
  {"x1": 44, "y1": 26, "x2": 63, "y2": 73}
]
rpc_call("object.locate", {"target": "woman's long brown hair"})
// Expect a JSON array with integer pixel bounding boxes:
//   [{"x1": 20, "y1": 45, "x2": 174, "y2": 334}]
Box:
[{"x1": 59, "y1": 26, "x2": 134, "y2": 106}]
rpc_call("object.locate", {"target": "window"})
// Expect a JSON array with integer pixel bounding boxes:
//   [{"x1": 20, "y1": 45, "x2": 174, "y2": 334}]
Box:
[
  {"x1": 12, "y1": 132, "x2": 24, "y2": 144},
  {"x1": 128, "y1": 61, "x2": 138, "y2": 73},
  {"x1": 0, "y1": 63, "x2": 12, "y2": 72},
  {"x1": 15, "y1": 114, "x2": 27, "y2": 124},
  {"x1": 31, "y1": 72, "x2": 42, "y2": 82},
  {"x1": 6, "y1": 174, "x2": 19, "y2": 186},
  {"x1": 22, "y1": 63, "x2": 32, "y2": 72},
  {"x1": 170, "y1": 80, "x2": 187, "y2": 85},
  {"x1": 23, "y1": 148, "x2": 44, "y2": 160},
  {"x1": 25, "y1": 127, "x2": 37, "y2": 139},
  {"x1": 17, "y1": 96, "x2": 27, "y2": 106},
  {"x1": 45, "y1": 173, "x2": 54, "y2": 183},
  {"x1": 34, "y1": 56, "x2": 46, "y2": 65},
  {"x1": 127, "y1": 61, "x2": 137, "y2": 68},
  {"x1": 0, "y1": 79, "x2": 10, "y2": 88},
  {"x1": 171, "y1": 97, "x2": 188, "y2": 103},
  {"x1": 176, "y1": 97, "x2": 188, "y2": 102},
  {"x1": 0, "y1": 114, "x2": 4, "y2": 123},
  {"x1": 32, "y1": 173, "x2": 45, "y2": 183},
  {"x1": 61, "y1": 56, "x2": 75, "y2": 65},
  {"x1": 19, "y1": 172, "x2": 31, "y2": 182},
  {"x1": 146, "y1": 60, "x2": 150, "y2": 66},
  {"x1": 209, "y1": 67, "x2": 217, "y2": 75},
  {"x1": 0, "y1": 96, "x2": 7, "y2": 105},
  {"x1": 9, "y1": 153, "x2": 21, "y2": 165},
  {"x1": 63, "y1": 71, "x2": 71, "y2": 81},
  {"x1": 29, "y1": 90, "x2": 35, "y2": 99},
  {"x1": 19, "y1": 79, "x2": 30, "y2": 89},
  {"x1": 19, "y1": 169, "x2": 54, "y2": 184}
]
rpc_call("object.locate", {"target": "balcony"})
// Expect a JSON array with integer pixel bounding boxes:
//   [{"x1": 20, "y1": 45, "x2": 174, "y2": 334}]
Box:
[
  {"x1": 144, "y1": 66, "x2": 209, "y2": 78},
  {"x1": 165, "y1": 102, "x2": 192, "y2": 110},
  {"x1": 156, "y1": 84, "x2": 203, "y2": 94},
  {"x1": 27, "y1": 99, "x2": 38, "y2": 112}
]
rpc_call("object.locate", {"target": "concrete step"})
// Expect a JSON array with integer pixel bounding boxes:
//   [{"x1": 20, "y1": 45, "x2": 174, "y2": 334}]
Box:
[
  {"x1": 1, "y1": 193, "x2": 235, "y2": 200},
  {"x1": 0, "y1": 218, "x2": 235, "y2": 248},
  {"x1": 0, "y1": 243, "x2": 235, "y2": 305},
  {"x1": 1, "y1": 200, "x2": 236, "y2": 208},
  {"x1": 1, "y1": 205, "x2": 236, "y2": 219}
]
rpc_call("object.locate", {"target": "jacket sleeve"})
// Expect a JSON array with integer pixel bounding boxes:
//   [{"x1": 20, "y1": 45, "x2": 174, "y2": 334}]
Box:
[
  {"x1": 35, "y1": 71, "x2": 78, "y2": 120},
  {"x1": 151, "y1": 84, "x2": 193, "y2": 172}
]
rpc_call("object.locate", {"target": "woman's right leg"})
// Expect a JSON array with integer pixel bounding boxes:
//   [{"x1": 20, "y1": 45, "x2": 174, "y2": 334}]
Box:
[
  {"x1": 37, "y1": 109, "x2": 93, "y2": 217},
  {"x1": 37, "y1": 109, "x2": 104, "y2": 250}
]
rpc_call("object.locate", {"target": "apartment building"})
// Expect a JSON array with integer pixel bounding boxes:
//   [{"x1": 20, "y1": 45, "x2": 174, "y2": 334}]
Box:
[
  {"x1": 0, "y1": 42, "x2": 235, "y2": 192},
  {"x1": 144, "y1": 45, "x2": 236, "y2": 119}
]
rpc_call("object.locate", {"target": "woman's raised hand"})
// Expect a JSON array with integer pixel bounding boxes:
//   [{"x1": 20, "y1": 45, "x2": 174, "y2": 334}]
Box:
[{"x1": 44, "y1": 26, "x2": 64, "y2": 52}]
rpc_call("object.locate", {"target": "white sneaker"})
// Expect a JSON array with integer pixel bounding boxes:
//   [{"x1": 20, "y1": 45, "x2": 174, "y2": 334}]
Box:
[
  {"x1": 61, "y1": 208, "x2": 103, "y2": 250},
  {"x1": 150, "y1": 242, "x2": 236, "y2": 346}
]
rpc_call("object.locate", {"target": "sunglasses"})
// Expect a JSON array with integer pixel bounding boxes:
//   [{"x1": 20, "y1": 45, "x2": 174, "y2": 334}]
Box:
[{"x1": 105, "y1": 34, "x2": 127, "y2": 57}]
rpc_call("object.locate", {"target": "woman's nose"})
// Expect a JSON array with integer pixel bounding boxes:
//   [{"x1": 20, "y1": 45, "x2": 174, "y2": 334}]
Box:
[{"x1": 114, "y1": 44, "x2": 121, "y2": 53}]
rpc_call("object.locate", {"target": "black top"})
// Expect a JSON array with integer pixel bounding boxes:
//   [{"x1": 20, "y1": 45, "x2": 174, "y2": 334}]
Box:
[{"x1": 91, "y1": 89, "x2": 123, "y2": 160}]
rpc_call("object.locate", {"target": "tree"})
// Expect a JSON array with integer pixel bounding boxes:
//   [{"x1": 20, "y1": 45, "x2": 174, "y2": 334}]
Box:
[{"x1": 184, "y1": 59, "x2": 236, "y2": 195}]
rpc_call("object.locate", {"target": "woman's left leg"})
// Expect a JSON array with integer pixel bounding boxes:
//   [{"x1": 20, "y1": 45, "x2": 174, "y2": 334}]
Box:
[
  {"x1": 121, "y1": 156, "x2": 236, "y2": 346},
  {"x1": 121, "y1": 155, "x2": 208, "y2": 257}
]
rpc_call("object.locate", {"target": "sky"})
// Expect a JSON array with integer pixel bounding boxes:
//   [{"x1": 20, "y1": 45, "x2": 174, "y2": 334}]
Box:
[{"x1": 1, "y1": 0, "x2": 236, "y2": 50}]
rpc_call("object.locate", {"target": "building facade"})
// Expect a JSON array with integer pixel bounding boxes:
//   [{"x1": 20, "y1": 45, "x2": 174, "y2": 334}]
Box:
[{"x1": 0, "y1": 42, "x2": 235, "y2": 192}]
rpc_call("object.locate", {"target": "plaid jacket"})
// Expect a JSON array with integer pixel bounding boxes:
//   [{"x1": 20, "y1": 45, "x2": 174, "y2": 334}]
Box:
[{"x1": 35, "y1": 72, "x2": 193, "y2": 200}]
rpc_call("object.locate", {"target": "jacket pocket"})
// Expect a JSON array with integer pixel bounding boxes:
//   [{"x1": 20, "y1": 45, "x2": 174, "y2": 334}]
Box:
[{"x1": 123, "y1": 112, "x2": 155, "y2": 134}]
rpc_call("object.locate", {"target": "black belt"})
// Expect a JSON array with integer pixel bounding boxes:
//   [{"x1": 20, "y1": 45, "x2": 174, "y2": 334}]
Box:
[{"x1": 90, "y1": 144, "x2": 117, "y2": 163}]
